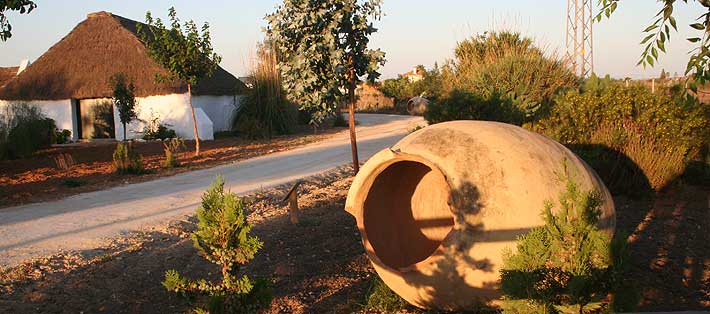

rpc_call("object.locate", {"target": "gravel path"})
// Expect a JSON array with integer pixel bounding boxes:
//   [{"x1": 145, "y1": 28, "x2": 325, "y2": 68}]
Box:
[{"x1": 0, "y1": 114, "x2": 425, "y2": 268}]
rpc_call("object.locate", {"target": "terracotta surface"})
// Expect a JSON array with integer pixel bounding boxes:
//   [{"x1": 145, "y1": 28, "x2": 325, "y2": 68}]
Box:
[{"x1": 345, "y1": 120, "x2": 616, "y2": 310}]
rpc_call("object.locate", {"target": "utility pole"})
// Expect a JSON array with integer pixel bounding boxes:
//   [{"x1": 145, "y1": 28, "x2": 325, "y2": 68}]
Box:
[{"x1": 566, "y1": 0, "x2": 594, "y2": 77}]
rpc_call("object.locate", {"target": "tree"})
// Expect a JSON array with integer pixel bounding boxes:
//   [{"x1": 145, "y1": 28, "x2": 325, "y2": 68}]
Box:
[
  {"x1": 111, "y1": 73, "x2": 138, "y2": 141},
  {"x1": 0, "y1": 0, "x2": 35, "y2": 42},
  {"x1": 162, "y1": 176, "x2": 271, "y2": 313},
  {"x1": 266, "y1": 0, "x2": 386, "y2": 173},
  {"x1": 137, "y1": 7, "x2": 221, "y2": 156},
  {"x1": 597, "y1": 0, "x2": 710, "y2": 84}
]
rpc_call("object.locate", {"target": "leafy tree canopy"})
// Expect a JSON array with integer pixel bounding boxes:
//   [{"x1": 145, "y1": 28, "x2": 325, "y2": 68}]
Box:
[
  {"x1": 597, "y1": 0, "x2": 710, "y2": 84},
  {"x1": 266, "y1": 0, "x2": 386, "y2": 124},
  {"x1": 0, "y1": 0, "x2": 36, "y2": 41},
  {"x1": 137, "y1": 7, "x2": 222, "y2": 86}
]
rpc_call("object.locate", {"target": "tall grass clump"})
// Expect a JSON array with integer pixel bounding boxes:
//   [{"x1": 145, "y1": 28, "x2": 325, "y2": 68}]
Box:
[
  {"x1": 0, "y1": 103, "x2": 56, "y2": 159},
  {"x1": 163, "y1": 138, "x2": 185, "y2": 169},
  {"x1": 234, "y1": 43, "x2": 298, "y2": 139},
  {"x1": 443, "y1": 31, "x2": 578, "y2": 122},
  {"x1": 535, "y1": 83, "x2": 710, "y2": 193}
]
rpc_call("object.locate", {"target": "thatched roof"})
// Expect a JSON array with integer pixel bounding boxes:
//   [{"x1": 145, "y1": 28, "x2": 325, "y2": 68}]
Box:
[
  {"x1": 0, "y1": 67, "x2": 18, "y2": 88},
  {"x1": 0, "y1": 11, "x2": 245, "y2": 100}
]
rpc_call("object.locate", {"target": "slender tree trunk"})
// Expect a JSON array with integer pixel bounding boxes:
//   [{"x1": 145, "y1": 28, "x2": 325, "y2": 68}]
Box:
[
  {"x1": 348, "y1": 58, "x2": 359, "y2": 174},
  {"x1": 188, "y1": 83, "x2": 201, "y2": 156},
  {"x1": 123, "y1": 122, "x2": 127, "y2": 142}
]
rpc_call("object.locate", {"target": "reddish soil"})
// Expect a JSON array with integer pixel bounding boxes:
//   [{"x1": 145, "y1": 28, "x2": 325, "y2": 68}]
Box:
[
  {"x1": 0, "y1": 128, "x2": 343, "y2": 208},
  {"x1": 0, "y1": 167, "x2": 707, "y2": 313}
]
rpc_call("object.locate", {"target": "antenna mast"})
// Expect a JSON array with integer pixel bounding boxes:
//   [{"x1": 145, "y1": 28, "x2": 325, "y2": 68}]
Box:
[{"x1": 566, "y1": 0, "x2": 594, "y2": 77}]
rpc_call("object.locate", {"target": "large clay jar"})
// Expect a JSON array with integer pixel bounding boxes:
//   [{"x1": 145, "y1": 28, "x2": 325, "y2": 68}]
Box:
[{"x1": 345, "y1": 121, "x2": 615, "y2": 310}]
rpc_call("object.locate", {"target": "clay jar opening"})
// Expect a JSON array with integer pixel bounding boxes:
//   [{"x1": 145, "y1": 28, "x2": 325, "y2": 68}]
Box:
[{"x1": 363, "y1": 160, "x2": 454, "y2": 270}]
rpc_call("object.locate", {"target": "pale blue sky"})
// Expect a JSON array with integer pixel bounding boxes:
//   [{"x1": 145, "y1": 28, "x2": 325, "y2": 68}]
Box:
[{"x1": 0, "y1": 1, "x2": 705, "y2": 79}]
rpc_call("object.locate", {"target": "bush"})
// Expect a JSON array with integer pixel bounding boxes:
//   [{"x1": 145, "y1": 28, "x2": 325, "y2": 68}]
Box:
[
  {"x1": 447, "y1": 31, "x2": 578, "y2": 122},
  {"x1": 424, "y1": 89, "x2": 525, "y2": 125},
  {"x1": 163, "y1": 138, "x2": 185, "y2": 169},
  {"x1": 163, "y1": 176, "x2": 271, "y2": 313},
  {"x1": 112, "y1": 142, "x2": 144, "y2": 174},
  {"x1": 332, "y1": 112, "x2": 348, "y2": 127},
  {"x1": 0, "y1": 104, "x2": 56, "y2": 159},
  {"x1": 53, "y1": 129, "x2": 71, "y2": 144},
  {"x1": 535, "y1": 85, "x2": 710, "y2": 192},
  {"x1": 500, "y1": 170, "x2": 633, "y2": 313}
]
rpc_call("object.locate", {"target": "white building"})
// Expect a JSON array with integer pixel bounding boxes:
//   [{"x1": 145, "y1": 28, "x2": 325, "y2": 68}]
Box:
[{"x1": 0, "y1": 11, "x2": 245, "y2": 141}]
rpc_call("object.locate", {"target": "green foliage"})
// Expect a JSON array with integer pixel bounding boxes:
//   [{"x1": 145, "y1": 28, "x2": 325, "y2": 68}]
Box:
[
  {"x1": 361, "y1": 276, "x2": 410, "y2": 312},
  {"x1": 424, "y1": 89, "x2": 525, "y2": 125},
  {"x1": 163, "y1": 138, "x2": 185, "y2": 169},
  {"x1": 53, "y1": 129, "x2": 71, "y2": 144},
  {"x1": 0, "y1": 103, "x2": 55, "y2": 159},
  {"x1": 162, "y1": 176, "x2": 271, "y2": 314},
  {"x1": 534, "y1": 84, "x2": 710, "y2": 192},
  {"x1": 381, "y1": 64, "x2": 445, "y2": 103},
  {"x1": 111, "y1": 73, "x2": 138, "y2": 141},
  {"x1": 332, "y1": 112, "x2": 348, "y2": 127},
  {"x1": 234, "y1": 43, "x2": 298, "y2": 139},
  {"x1": 266, "y1": 0, "x2": 386, "y2": 125},
  {"x1": 112, "y1": 142, "x2": 144, "y2": 175},
  {"x1": 596, "y1": 0, "x2": 710, "y2": 84},
  {"x1": 0, "y1": 0, "x2": 36, "y2": 41},
  {"x1": 500, "y1": 170, "x2": 631, "y2": 314},
  {"x1": 447, "y1": 31, "x2": 578, "y2": 122},
  {"x1": 138, "y1": 7, "x2": 221, "y2": 87},
  {"x1": 141, "y1": 112, "x2": 177, "y2": 141}
]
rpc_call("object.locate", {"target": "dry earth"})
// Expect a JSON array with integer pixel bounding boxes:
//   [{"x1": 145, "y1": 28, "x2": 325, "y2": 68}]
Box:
[{"x1": 0, "y1": 166, "x2": 708, "y2": 313}]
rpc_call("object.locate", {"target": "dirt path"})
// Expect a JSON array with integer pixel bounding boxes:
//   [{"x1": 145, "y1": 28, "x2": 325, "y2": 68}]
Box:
[{"x1": 0, "y1": 114, "x2": 425, "y2": 268}]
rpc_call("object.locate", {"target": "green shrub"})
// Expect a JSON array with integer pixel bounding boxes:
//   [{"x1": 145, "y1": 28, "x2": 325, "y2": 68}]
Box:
[
  {"x1": 163, "y1": 176, "x2": 271, "y2": 313},
  {"x1": 142, "y1": 124, "x2": 177, "y2": 141},
  {"x1": 361, "y1": 276, "x2": 410, "y2": 312},
  {"x1": 424, "y1": 89, "x2": 525, "y2": 125},
  {"x1": 535, "y1": 85, "x2": 710, "y2": 193},
  {"x1": 0, "y1": 104, "x2": 56, "y2": 159},
  {"x1": 53, "y1": 129, "x2": 72, "y2": 144},
  {"x1": 448, "y1": 31, "x2": 578, "y2": 122},
  {"x1": 163, "y1": 138, "x2": 185, "y2": 169},
  {"x1": 332, "y1": 112, "x2": 348, "y2": 127},
  {"x1": 112, "y1": 142, "x2": 144, "y2": 174},
  {"x1": 500, "y1": 170, "x2": 632, "y2": 314}
]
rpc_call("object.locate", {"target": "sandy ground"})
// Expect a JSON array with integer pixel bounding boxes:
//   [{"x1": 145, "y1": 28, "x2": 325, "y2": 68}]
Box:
[
  {"x1": 1, "y1": 166, "x2": 708, "y2": 313},
  {"x1": 0, "y1": 114, "x2": 425, "y2": 268}
]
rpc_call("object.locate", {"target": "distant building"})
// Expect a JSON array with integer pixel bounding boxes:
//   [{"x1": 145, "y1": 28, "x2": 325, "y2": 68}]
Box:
[{"x1": 402, "y1": 66, "x2": 425, "y2": 83}]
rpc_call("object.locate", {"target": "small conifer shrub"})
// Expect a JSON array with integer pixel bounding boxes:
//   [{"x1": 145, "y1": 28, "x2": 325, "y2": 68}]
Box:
[
  {"x1": 162, "y1": 176, "x2": 271, "y2": 314},
  {"x1": 500, "y1": 168, "x2": 633, "y2": 314},
  {"x1": 112, "y1": 142, "x2": 143, "y2": 174},
  {"x1": 163, "y1": 138, "x2": 186, "y2": 169}
]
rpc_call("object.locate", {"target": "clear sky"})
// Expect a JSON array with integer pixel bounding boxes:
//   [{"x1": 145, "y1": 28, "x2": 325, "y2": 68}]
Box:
[{"x1": 0, "y1": 0, "x2": 705, "y2": 79}]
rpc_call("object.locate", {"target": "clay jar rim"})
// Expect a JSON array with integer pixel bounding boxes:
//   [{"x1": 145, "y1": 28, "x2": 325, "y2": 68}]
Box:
[{"x1": 348, "y1": 149, "x2": 456, "y2": 275}]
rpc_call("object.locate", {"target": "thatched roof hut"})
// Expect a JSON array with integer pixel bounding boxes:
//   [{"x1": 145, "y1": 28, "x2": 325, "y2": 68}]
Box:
[
  {"x1": 0, "y1": 67, "x2": 18, "y2": 88},
  {"x1": 0, "y1": 11, "x2": 244, "y2": 101}
]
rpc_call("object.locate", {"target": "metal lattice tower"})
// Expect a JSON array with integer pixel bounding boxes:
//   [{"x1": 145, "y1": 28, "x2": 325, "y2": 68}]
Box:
[{"x1": 566, "y1": 0, "x2": 594, "y2": 77}]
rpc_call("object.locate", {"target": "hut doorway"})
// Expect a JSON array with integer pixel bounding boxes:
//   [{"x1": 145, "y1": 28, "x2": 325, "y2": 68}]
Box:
[{"x1": 76, "y1": 99, "x2": 115, "y2": 139}]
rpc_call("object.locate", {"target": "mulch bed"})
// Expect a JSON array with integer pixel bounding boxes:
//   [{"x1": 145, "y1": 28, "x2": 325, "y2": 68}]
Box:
[
  {"x1": 0, "y1": 127, "x2": 343, "y2": 208},
  {"x1": 0, "y1": 167, "x2": 708, "y2": 313}
]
